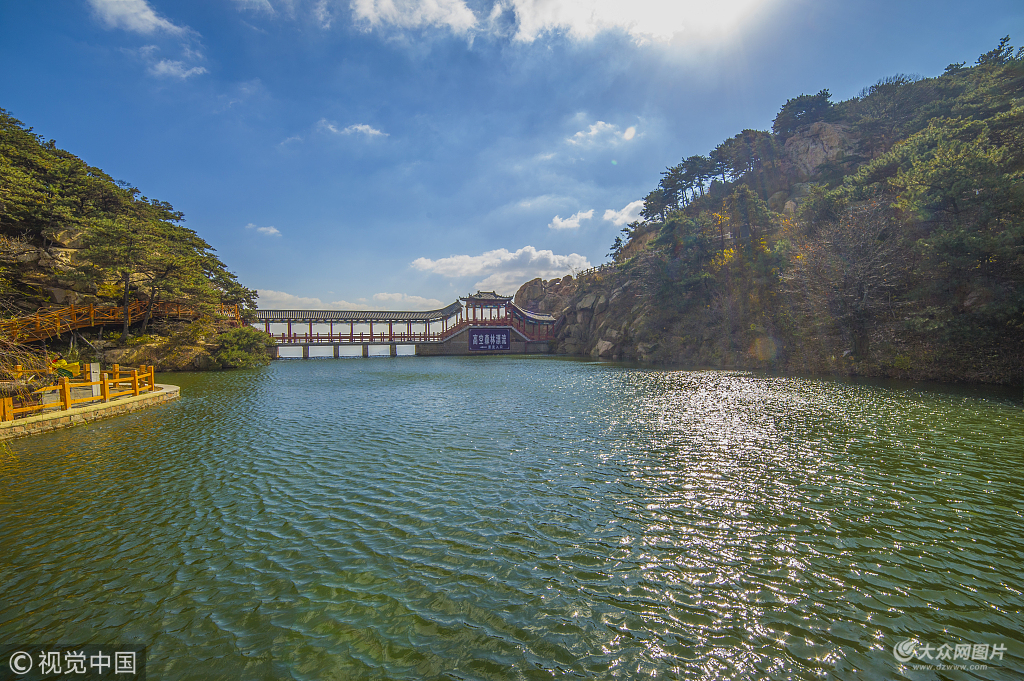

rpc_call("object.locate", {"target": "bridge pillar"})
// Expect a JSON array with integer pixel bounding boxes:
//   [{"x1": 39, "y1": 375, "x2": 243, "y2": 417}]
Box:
[
  {"x1": 269, "y1": 345, "x2": 279, "y2": 360},
  {"x1": 333, "y1": 344, "x2": 340, "y2": 359},
  {"x1": 302, "y1": 345, "x2": 310, "y2": 359},
  {"x1": 362, "y1": 344, "x2": 369, "y2": 358},
  {"x1": 390, "y1": 343, "x2": 397, "y2": 357}
]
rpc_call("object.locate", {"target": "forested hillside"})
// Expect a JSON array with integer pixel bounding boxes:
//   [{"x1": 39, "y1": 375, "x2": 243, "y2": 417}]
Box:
[
  {"x1": 530, "y1": 37, "x2": 1024, "y2": 384},
  {"x1": 0, "y1": 108, "x2": 256, "y2": 330}
]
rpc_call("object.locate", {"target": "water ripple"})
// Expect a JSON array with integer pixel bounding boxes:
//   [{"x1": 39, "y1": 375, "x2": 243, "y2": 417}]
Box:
[{"x1": 1, "y1": 359, "x2": 1022, "y2": 679}]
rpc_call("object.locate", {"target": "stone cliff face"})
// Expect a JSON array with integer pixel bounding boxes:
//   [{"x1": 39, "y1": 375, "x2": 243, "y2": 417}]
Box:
[
  {"x1": 1, "y1": 234, "x2": 104, "y2": 311},
  {"x1": 513, "y1": 276, "x2": 575, "y2": 314},
  {"x1": 514, "y1": 122, "x2": 865, "y2": 367},
  {"x1": 782, "y1": 121, "x2": 858, "y2": 180},
  {"x1": 766, "y1": 121, "x2": 861, "y2": 215},
  {"x1": 517, "y1": 274, "x2": 661, "y2": 362}
]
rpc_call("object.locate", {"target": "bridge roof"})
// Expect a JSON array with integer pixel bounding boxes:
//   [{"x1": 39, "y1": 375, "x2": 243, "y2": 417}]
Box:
[
  {"x1": 255, "y1": 300, "x2": 462, "y2": 323},
  {"x1": 514, "y1": 307, "x2": 557, "y2": 323}
]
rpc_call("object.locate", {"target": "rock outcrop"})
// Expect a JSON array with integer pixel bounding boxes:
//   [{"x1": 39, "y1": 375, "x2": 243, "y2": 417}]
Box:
[
  {"x1": 519, "y1": 273, "x2": 655, "y2": 362},
  {"x1": 782, "y1": 121, "x2": 858, "y2": 180},
  {"x1": 513, "y1": 276, "x2": 576, "y2": 315},
  {"x1": 517, "y1": 265, "x2": 786, "y2": 367},
  {"x1": 1, "y1": 236, "x2": 104, "y2": 311},
  {"x1": 98, "y1": 341, "x2": 221, "y2": 371}
]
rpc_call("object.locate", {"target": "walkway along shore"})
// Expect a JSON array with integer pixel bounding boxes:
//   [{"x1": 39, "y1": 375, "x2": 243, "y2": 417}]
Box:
[{"x1": 1, "y1": 363, "x2": 180, "y2": 440}]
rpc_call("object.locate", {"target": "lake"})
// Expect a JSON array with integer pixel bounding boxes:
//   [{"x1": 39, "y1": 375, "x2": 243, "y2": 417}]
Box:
[{"x1": 1, "y1": 357, "x2": 1022, "y2": 679}]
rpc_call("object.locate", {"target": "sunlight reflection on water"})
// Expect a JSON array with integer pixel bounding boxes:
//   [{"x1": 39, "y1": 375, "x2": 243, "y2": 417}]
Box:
[{"x1": 1, "y1": 358, "x2": 1022, "y2": 679}]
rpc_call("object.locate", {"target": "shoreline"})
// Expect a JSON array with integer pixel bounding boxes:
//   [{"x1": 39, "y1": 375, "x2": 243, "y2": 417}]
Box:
[{"x1": 0, "y1": 384, "x2": 180, "y2": 440}]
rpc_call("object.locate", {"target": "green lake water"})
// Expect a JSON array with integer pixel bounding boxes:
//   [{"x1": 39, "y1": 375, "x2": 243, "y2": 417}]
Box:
[{"x1": 1, "y1": 357, "x2": 1022, "y2": 680}]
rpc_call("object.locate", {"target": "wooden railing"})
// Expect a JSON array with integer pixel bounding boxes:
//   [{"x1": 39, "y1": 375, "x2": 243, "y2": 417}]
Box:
[
  {"x1": 0, "y1": 364, "x2": 159, "y2": 422},
  {"x1": 574, "y1": 264, "x2": 616, "y2": 280},
  {"x1": 271, "y1": 331, "x2": 446, "y2": 344},
  {"x1": 440, "y1": 316, "x2": 554, "y2": 342},
  {"x1": 0, "y1": 301, "x2": 241, "y2": 343},
  {"x1": 8, "y1": 361, "x2": 83, "y2": 381},
  {"x1": 267, "y1": 316, "x2": 554, "y2": 345}
]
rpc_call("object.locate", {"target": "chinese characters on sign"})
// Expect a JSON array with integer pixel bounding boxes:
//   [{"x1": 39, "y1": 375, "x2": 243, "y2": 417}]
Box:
[
  {"x1": 3, "y1": 645, "x2": 145, "y2": 679},
  {"x1": 469, "y1": 328, "x2": 511, "y2": 351}
]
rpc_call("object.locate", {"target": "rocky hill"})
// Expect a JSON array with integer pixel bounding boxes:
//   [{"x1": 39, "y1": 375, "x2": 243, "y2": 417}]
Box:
[
  {"x1": 521, "y1": 40, "x2": 1024, "y2": 386},
  {"x1": 1, "y1": 107, "x2": 265, "y2": 372}
]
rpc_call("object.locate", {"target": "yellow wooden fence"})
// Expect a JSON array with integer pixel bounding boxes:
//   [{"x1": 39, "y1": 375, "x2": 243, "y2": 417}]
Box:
[{"x1": 0, "y1": 364, "x2": 159, "y2": 422}]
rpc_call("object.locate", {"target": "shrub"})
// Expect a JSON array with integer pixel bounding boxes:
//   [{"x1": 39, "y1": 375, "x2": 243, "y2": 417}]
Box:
[
  {"x1": 213, "y1": 326, "x2": 274, "y2": 368},
  {"x1": 125, "y1": 334, "x2": 156, "y2": 347}
]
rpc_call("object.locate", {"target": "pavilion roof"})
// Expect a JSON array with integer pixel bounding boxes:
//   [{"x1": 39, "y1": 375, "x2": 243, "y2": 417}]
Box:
[{"x1": 460, "y1": 291, "x2": 512, "y2": 302}]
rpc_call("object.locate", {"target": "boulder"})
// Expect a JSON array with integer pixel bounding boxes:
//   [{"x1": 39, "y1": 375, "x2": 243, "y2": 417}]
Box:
[
  {"x1": 46, "y1": 287, "x2": 74, "y2": 304},
  {"x1": 595, "y1": 340, "x2": 615, "y2": 357},
  {"x1": 45, "y1": 228, "x2": 86, "y2": 248},
  {"x1": 102, "y1": 348, "x2": 135, "y2": 365},
  {"x1": 577, "y1": 293, "x2": 597, "y2": 311},
  {"x1": 767, "y1": 190, "x2": 790, "y2": 212}
]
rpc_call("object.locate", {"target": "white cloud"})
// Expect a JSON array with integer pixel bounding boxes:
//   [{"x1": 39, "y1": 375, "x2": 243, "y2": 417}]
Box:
[
  {"x1": 215, "y1": 78, "x2": 267, "y2": 111},
  {"x1": 505, "y1": 0, "x2": 770, "y2": 44},
  {"x1": 257, "y1": 290, "x2": 373, "y2": 310},
  {"x1": 317, "y1": 119, "x2": 388, "y2": 137},
  {"x1": 345, "y1": 0, "x2": 773, "y2": 43},
  {"x1": 548, "y1": 209, "x2": 593, "y2": 230},
  {"x1": 351, "y1": 0, "x2": 477, "y2": 34},
  {"x1": 245, "y1": 223, "x2": 282, "y2": 236},
  {"x1": 234, "y1": 0, "x2": 276, "y2": 12},
  {"x1": 313, "y1": 0, "x2": 333, "y2": 27},
  {"x1": 411, "y1": 245, "x2": 590, "y2": 294},
  {"x1": 372, "y1": 292, "x2": 446, "y2": 309},
  {"x1": 257, "y1": 289, "x2": 444, "y2": 310},
  {"x1": 603, "y1": 199, "x2": 643, "y2": 226},
  {"x1": 88, "y1": 0, "x2": 186, "y2": 34},
  {"x1": 514, "y1": 194, "x2": 564, "y2": 210},
  {"x1": 342, "y1": 123, "x2": 388, "y2": 137},
  {"x1": 316, "y1": 119, "x2": 341, "y2": 134},
  {"x1": 148, "y1": 59, "x2": 207, "y2": 79},
  {"x1": 566, "y1": 121, "x2": 636, "y2": 147}
]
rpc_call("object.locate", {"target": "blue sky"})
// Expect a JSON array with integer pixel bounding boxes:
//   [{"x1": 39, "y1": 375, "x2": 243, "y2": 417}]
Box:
[{"x1": 2, "y1": 0, "x2": 1021, "y2": 310}]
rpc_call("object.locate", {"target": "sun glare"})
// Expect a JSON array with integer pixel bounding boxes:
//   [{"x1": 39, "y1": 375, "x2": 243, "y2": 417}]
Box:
[{"x1": 510, "y1": 0, "x2": 778, "y2": 44}]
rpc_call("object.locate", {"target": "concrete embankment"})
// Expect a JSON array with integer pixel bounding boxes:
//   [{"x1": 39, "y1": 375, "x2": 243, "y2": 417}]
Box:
[{"x1": 0, "y1": 384, "x2": 180, "y2": 441}]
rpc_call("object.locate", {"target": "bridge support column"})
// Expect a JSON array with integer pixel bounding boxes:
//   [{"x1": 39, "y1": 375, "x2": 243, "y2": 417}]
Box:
[
  {"x1": 269, "y1": 345, "x2": 279, "y2": 360},
  {"x1": 302, "y1": 345, "x2": 310, "y2": 359},
  {"x1": 362, "y1": 344, "x2": 369, "y2": 358},
  {"x1": 333, "y1": 344, "x2": 340, "y2": 359},
  {"x1": 390, "y1": 343, "x2": 397, "y2": 357}
]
